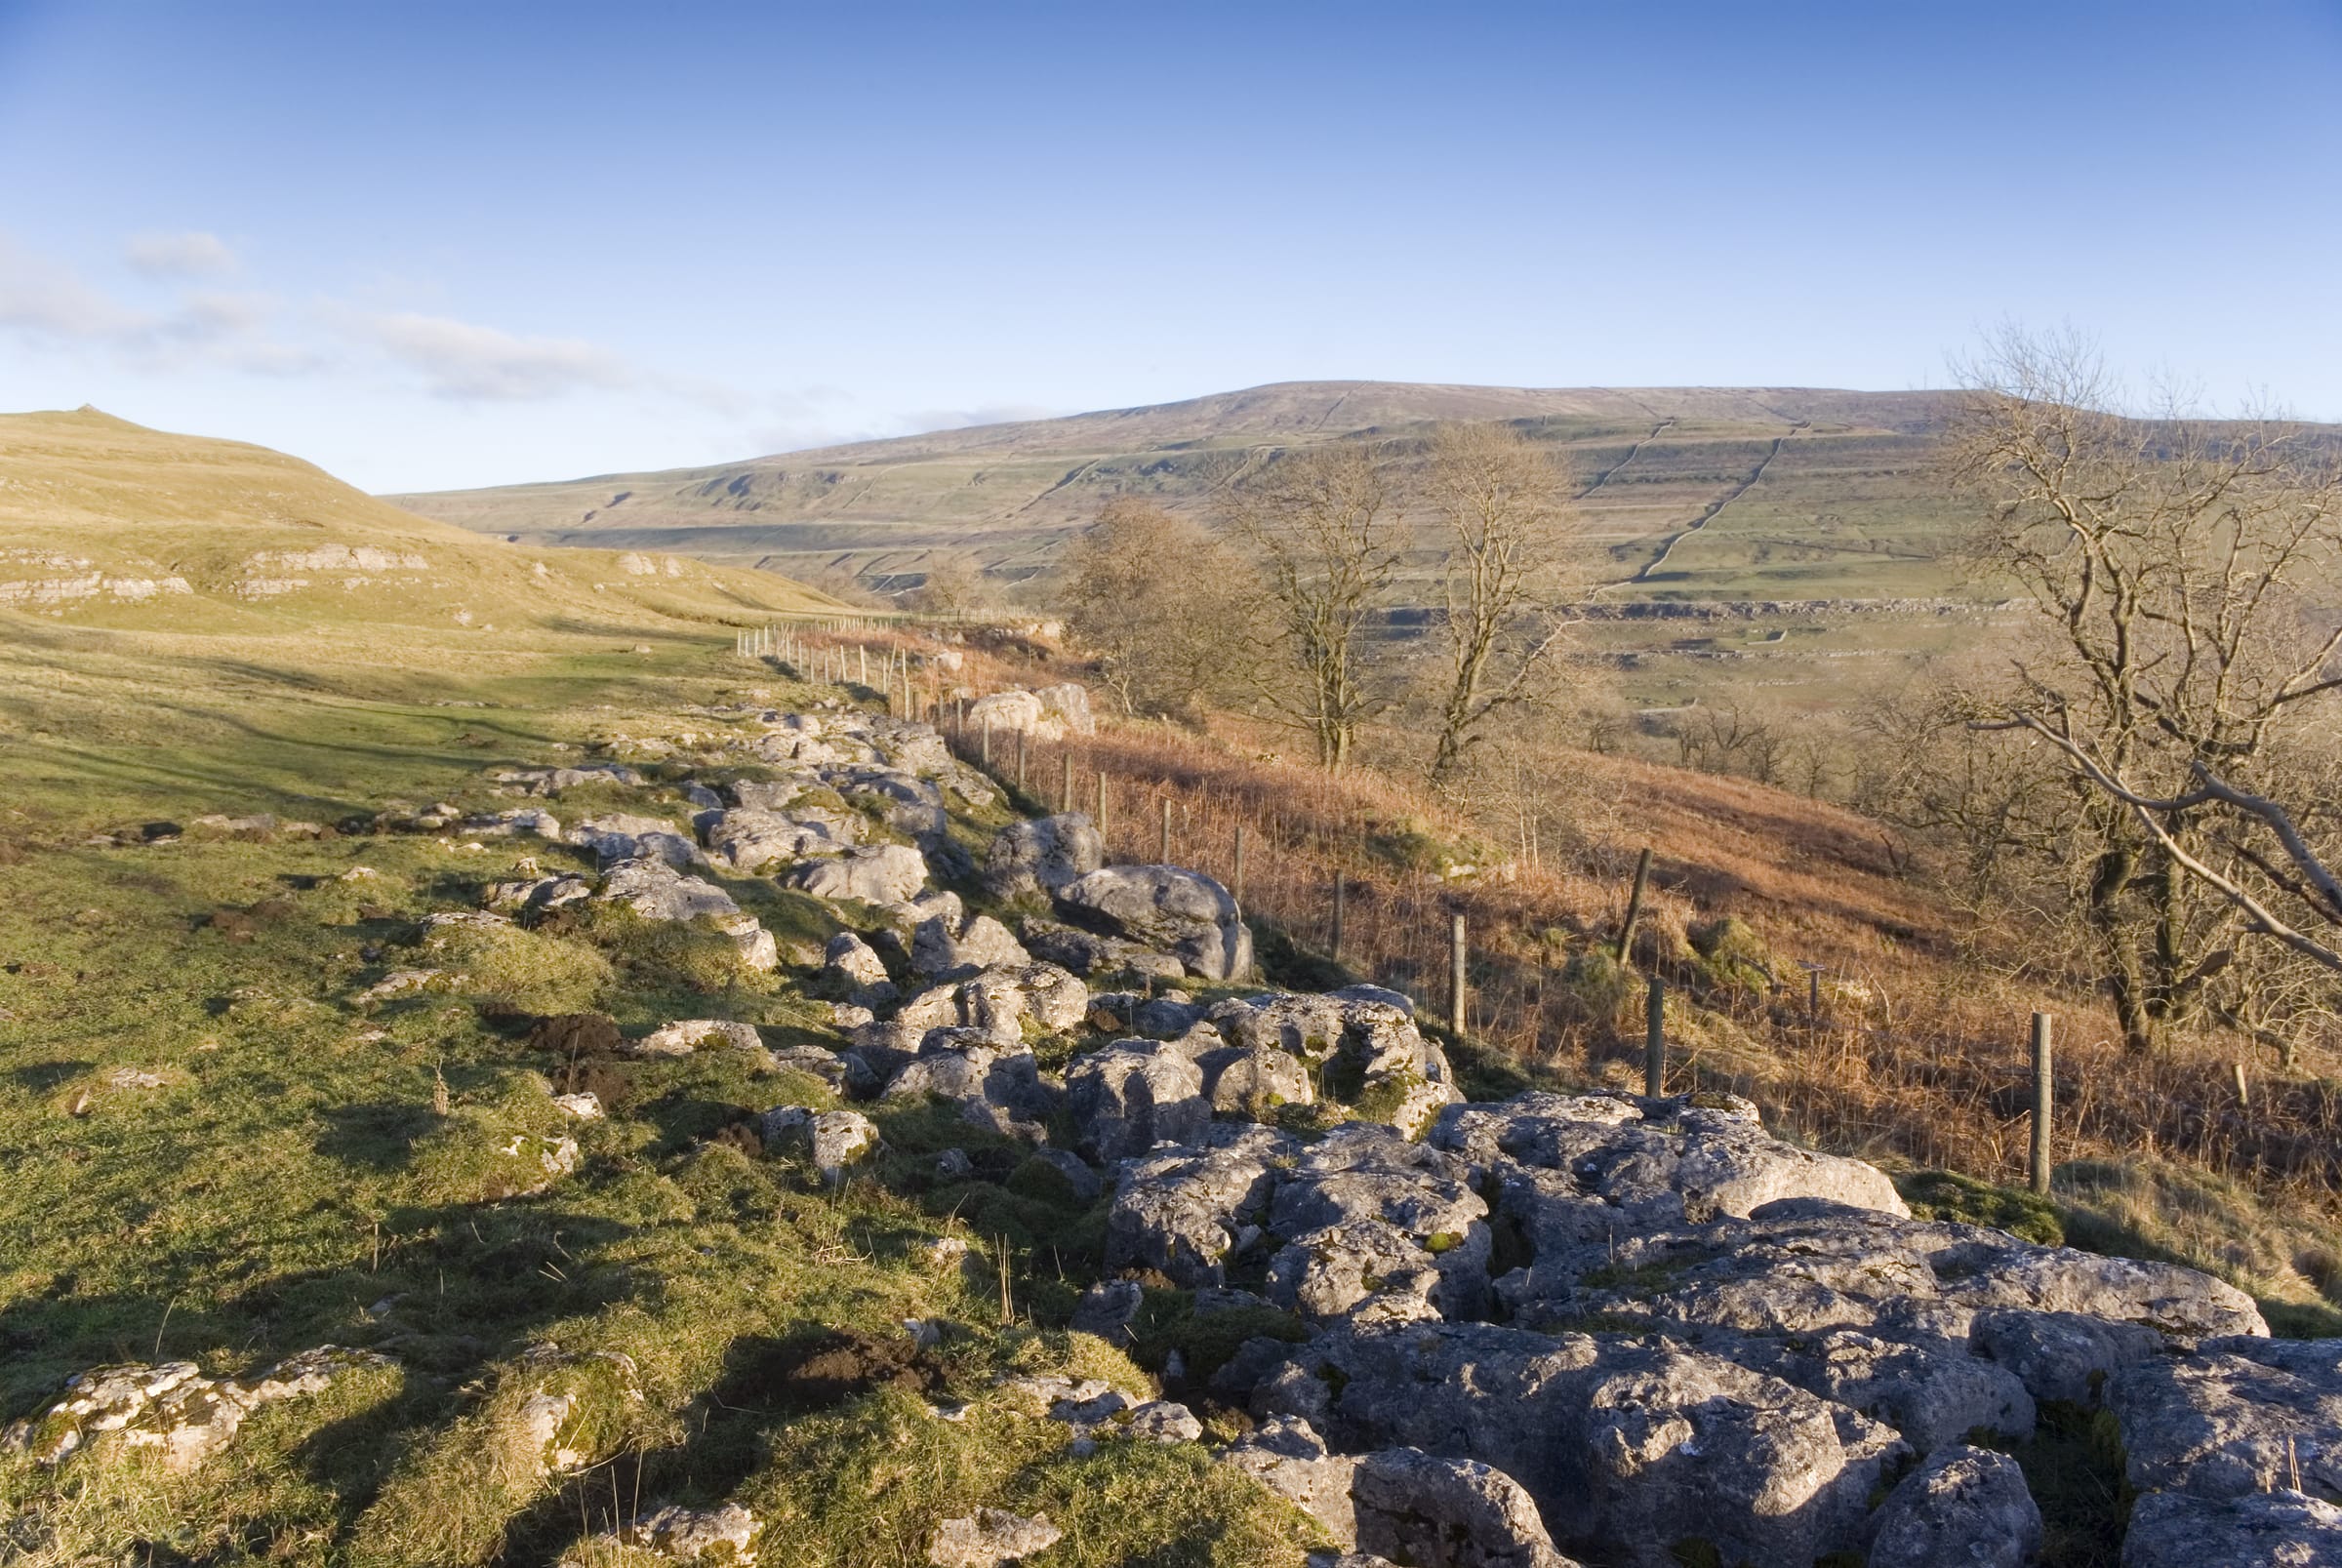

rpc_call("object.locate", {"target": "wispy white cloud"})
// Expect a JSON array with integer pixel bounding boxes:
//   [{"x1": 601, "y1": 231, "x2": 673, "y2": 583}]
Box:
[
  {"x1": 124, "y1": 229, "x2": 238, "y2": 279},
  {"x1": 0, "y1": 231, "x2": 669, "y2": 403},
  {"x1": 1, "y1": 228, "x2": 976, "y2": 447},
  {"x1": 0, "y1": 233, "x2": 150, "y2": 339},
  {"x1": 355, "y1": 310, "x2": 634, "y2": 401}
]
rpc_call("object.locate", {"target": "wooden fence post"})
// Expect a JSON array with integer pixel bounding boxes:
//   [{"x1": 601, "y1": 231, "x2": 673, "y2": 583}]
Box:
[
  {"x1": 1159, "y1": 797, "x2": 1172, "y2": 864},
  {"x1": 2029, "y1": 1012, "x2": 2053, "y2": 1195},
  {"x1": 1331, "y1": 873, "x2": 1347, "y2": 964},
  {"x1": 1617, "y1": 846, "x2": 1653, "y2": 962},
  {"x1": 1449, "y1": 913, "x2": 1468, "y2": 1037},
  {"x1": 1017, "y1": 727, "x2": 1028, "y2": 791},
  {"x1": 1232, "y1": 824, "x2": 1246, "y2": 907},
  {"x1": 1061, "y1": 751, "x2": 1073, "y2": 814},
  {"x1": 1096, "y1": 770, "x2": 1109, "y2": 847},
  {"x1": 982, "y1": 717, "x2": 992, "y2": 770},
  {"x1": 1645, "y1": 977, "x2": 1667, "y2": 1097}
]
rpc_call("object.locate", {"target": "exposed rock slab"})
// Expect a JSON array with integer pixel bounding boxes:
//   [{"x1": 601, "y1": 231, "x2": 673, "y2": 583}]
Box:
[
  {"x1": 1057, "y1": 865, "x2": 1253, "y2": 981},
  {"x1": 2109, "y1": 1336, "x2": 2342, "y2": 1502}
]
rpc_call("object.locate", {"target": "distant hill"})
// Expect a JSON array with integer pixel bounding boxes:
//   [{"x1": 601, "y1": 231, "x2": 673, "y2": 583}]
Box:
[
  {"x1": 386, "y1": 381, "x2": 1971, "y2": 600},
  {"x1": 0, "y1": 407, "x2": 843, "y2": 629}
]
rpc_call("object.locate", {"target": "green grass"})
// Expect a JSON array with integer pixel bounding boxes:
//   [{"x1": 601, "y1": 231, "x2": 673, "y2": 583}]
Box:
[
  {"x1": 1895, "y1": 1169, "x2": 2065, "y2": 1247},
  {"x1": 0, "y1": 613, "x2": 1320, "y2": 1565}
]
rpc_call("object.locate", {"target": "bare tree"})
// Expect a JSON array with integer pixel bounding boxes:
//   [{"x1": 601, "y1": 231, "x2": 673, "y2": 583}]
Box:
[
  {"x1": 1676, "y1": 704, "x2": 1786, "y2": 784},
  {"x1": 909, "y1": 553, "x2": 990, "y2": 618},
  {"x1": 1057, "y1": 498, "x2": 1262, "y2": 722},
  {"x1": 1853, "y1": 678, "x2": 2080, "y2": 928},
  {"x1": 1946, "y1": 325, "x2": 2342, "y2": 1050},
  {"x1": 1224, "y1": 443, "x2": 1409, "y2": 771},
  {"x1": 1418, "y1": 422, "x2": 1582, "y2": 784}
]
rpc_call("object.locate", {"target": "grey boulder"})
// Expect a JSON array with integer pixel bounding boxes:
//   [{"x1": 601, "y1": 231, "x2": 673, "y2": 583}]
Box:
[
  {"x1": 1219, "y1": 1416, "x2": 1360, "y2": 1548},
  {"x1": 1070, "y1": 1279, "x2": 1144, "y2": 1343},
  {"x1": 823, "y1": 930, "x2": 897, "y2": 1003},
  {"x1": 1105, "y1": 1125, "x2": 1295, "y2": 1287},
  {"x1": 787, "y1": 843, "x2": 931, "y2": 906},
  {"x1": 2109, "y1": 1336, "x2": 2342, "y2": 1503},
  {"x1": 983, "y1": 813, "x2": 1105, "y2": 900},
  {"x1": 1264, "y1": 1125, "x2": 1490, "y2": 1322},
  {"x1": 596, "y1": 856, "x2": 741, "y2": 922},
  {"x1": 759, "y1": 1106, "x2": 880, "y2": 1184},
  {"x1": 896, "y1": 964, "x2": 1089, "y2": 1050},
  {"x1": 1195, "y1": 1041, "x2": 1313, "y2": 1118},
  {"x1": 703, "y1": 805, "x2": 860, "y2": 871},
  {"x1": 912, "y1": 911, "x2": 1031, "y2": 980},
  {"x1": 1066, "y1": 1040, "x2": 1209, "y2": 1162},
  {"x1": 1021, "y1": 918, "x2": 1189, "y2": 984},
  {"x1": 570, "y1": 813, "x2": 702, "y2": 869},
  {"x1": 1056, "y1": 865, "x2": 1253, "y2": 982},
  {"x1": 1353, "y1": 1448, "x2": 1577, "y2": 1568},
  {"x1": 1252, "y1": 1321, "x2": 1905, "y2": 1568},
  {"x1": 1969, "y1": 1307, "x2": 2164, "y2": 1407},
  {"x1": 1866, "y1": 1443, "x2": 2042, "y2": 1568},
  {"x1": 2120, "y1": 1489, "x2": 2342, "y2": 1568}
]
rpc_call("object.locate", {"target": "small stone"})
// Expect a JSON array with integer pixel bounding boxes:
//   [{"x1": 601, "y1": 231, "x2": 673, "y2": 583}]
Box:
[
  {"x1": 1070, "y1": 1280, "x2": 1144, "y2": 1343},
  {"x1": 617, "y1": 1501, "x2": 758, "y2": 1562},
  {"x1": 629, "y1": 1019, "x2": 766, "y2": 1058},
  {"x1": 927, "y1": 1508, "x2": 1062, "y2": 1568},
  {"x1": 759, "y1": 1106, "x2": 880, "y2": 1184},
  {"x1": 1122, "y1": 1399, "x2": 1203, "y2": 1443}
]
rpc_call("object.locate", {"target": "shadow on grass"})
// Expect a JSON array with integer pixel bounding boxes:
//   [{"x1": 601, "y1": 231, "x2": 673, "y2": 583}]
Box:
[
  {"x1": 312, "y1": 1101, "x2": 435, "y2": 1173},
  {"x1": 0, "y1": 1201, "x2": 636, "y2": 1422}
]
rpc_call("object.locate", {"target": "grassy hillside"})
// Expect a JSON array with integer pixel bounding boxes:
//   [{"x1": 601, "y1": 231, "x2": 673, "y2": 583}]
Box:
[
  {"x1": 384, "y1": 382, "x2": 2010, "y2": 711},
  {"x1": 384, "y1": 382, "x2": 2342, "y2": 715},
  {"x1": 0, "y1": 637, "x2": 1321, "y2": 1565},
  {"x1": 386, "y1": 382, "x2": 1968, "y2": 602},
  {"x1": 1, "y1": 406, "x2": 846, "y2": 636}
]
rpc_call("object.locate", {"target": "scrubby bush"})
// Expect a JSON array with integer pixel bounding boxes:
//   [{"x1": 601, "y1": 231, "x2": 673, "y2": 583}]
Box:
[
  {"x1": 1687, "y1": 914, "x2": 1773, "y2": 1001},
  {"x1": 1555, "y1": 945, "x2": 1634, "y2": 1028}
]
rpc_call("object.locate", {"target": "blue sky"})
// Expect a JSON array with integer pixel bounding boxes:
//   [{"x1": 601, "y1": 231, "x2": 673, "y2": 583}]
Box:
[{"x1": 2, "y1": 0, "x2": 2337, "y2": 493}]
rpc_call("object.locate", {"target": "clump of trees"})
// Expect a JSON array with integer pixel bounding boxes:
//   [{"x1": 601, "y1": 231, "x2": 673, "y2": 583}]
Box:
[
  {"x1": 1058, "y1": 498, "x2": 1261, "y2": 723},
  {"x1": 1882, "y1": 328, "x2": 2342, "y2": 1056},
  {"x1": 909, "y1": 554, "x2": 992, "y2": 617},
  {"x1": 1051, "y1": 423, "x2": 1586, "y2": 780}
]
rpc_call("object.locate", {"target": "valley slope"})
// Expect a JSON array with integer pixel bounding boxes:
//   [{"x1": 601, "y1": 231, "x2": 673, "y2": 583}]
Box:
[
  {"x1": 387, "y1": 381, "x2": 1994, "y2": 711},
  {"x1": 387, "y1": 381, "x2": 1969, "y2": 604}
]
